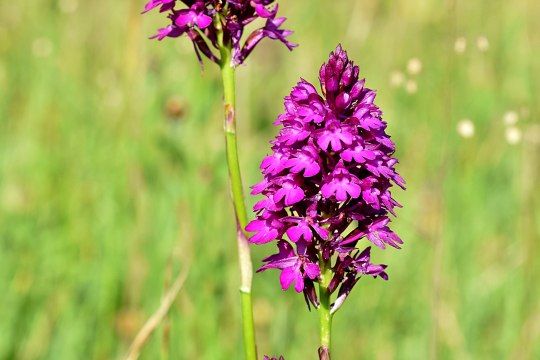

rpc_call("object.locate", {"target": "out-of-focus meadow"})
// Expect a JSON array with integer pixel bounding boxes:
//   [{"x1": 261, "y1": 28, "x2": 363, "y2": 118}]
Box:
[{"x1": 1, "y1": 0, "x2": 539, "y2": 359}]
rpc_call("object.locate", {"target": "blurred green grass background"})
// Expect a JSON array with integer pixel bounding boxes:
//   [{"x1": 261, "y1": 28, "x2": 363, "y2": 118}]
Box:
[{"x1": 1, "y1": 0, "x2": 539, "y2": 359}]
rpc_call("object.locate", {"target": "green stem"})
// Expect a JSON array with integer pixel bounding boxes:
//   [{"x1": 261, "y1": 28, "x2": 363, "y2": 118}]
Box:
[
  {"x1": 319, "y1": 259, "x2": 333, "y2": 354},
  {"x1": 218, "y1": 28, "x2": 257, "y2": 360}
]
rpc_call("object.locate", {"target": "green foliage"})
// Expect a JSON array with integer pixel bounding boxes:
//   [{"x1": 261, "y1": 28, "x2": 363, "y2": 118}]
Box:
[{"x1": 0, "y1": 0, "x2": 539, "y2": 359}]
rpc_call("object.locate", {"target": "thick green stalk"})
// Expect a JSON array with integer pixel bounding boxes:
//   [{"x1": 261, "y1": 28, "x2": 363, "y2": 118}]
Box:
[
  {"x1": 219, "y1": 35, "x2": 257, "y2": 360},
  {"x1": 319, "y1": 259, "x2": 333, "y2": 354}
]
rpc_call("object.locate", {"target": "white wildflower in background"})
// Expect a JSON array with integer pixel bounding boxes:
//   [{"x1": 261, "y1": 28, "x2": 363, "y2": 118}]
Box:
[
  {"x1": 390, "y1": 58, "x2": 422, "y2": 93},
  {"x1": 389, "y1": 70, "x2": 405, "y2": 88},
  {"x1": 503, "y1": 111, "x2": 519, "y2": 126},
  {"x1": 505, "y1": 127, "x2": 522, "y2": 145},
  {"x1": 454, "y1": 37, "x2": 467, "y2": 54},
  {"x1": 407, "y1": 58, "x2": 423, "y2": 75},
  {"x1": 457, "y1": 119, "x2": 475, "y2": 138},
  {"x1": 476, "y1": 36, "x2": 489, "y2": 52},
  {"x1": 405, "y1": 79, "x2": 418, "y2": 94}
]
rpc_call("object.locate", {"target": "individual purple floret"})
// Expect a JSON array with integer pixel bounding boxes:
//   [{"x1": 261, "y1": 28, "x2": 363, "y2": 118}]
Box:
[
  {"x1": 142, "y1": 0, "x2": 296, "y2": 66},
  {"x1": 247, "y1": 45, "x2": 405, "y2": 312},
  {"x1": 263, "y1": 356, "x2": 285, "y2": 360}
]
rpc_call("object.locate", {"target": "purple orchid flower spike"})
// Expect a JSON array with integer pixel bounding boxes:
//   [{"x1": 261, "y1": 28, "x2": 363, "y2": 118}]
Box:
[
  {"x1": 142, "y1": 0, "x2": 297, "y2": 66},
  {"x1": 247, "y1": 45, "x2": 405, "y2": 312}
]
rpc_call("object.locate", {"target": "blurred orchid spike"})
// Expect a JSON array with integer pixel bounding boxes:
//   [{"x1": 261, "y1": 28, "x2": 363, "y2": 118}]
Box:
[{"x1": 142, "y1": 0, "x2": 296, "y2": 66}]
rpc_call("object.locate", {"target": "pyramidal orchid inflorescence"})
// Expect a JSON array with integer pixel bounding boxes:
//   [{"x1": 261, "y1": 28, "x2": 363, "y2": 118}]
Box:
[
  {"x1": 142, "y1": 0, "x2": 296, "y2": 66},
  {"x1": 247, "y1": 45, "x2": 405, "y2": 312}
]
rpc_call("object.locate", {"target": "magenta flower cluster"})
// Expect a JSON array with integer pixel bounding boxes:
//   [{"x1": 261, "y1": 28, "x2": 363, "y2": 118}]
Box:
[
  {"x1": 247, "y1": 45, "x2": 405, "y2": 310},
  {"x1": 142, "y1": 0, "x2": 296, "y2": 65}
]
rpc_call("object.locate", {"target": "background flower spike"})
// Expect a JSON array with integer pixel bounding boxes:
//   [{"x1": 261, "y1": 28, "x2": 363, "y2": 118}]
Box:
[{"x1": 143, "y1": 0, "x2": 296, "y2": 66}]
